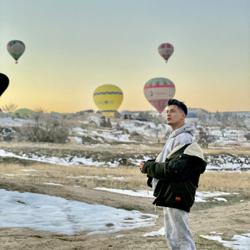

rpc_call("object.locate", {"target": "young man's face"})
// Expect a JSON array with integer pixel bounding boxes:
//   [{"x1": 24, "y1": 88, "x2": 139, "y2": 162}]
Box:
[{"x1": 166, "y1": 105, "x2": 185, "y2": 128}]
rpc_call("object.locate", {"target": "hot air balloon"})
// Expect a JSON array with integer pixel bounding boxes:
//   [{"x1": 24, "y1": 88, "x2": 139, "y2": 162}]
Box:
[
  {"x1": 158, "y1": 43, "x2": 174, "y2": 63},
  {"x1": 7, "y1": 40, "x2": 25, "y2": 63},
  {"x1": 0, "y1": 73, "x2": 9, "y2": 96},
  {"x1": 144, "y1": 77, "x2": 175, "y2": 113},
  {"x1": 93, "y1": 84, "x2": 123, "y2": 117}
]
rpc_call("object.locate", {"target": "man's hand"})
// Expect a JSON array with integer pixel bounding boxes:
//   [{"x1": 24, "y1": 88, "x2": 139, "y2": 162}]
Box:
[{"x1": 138, "y1": 161, "x2": 146, "y2": 173}]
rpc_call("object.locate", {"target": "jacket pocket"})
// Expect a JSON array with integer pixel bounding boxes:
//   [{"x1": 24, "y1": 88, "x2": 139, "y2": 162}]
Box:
[{"x1": 170, "y1": 181, "x2": 196, "y2": 208}]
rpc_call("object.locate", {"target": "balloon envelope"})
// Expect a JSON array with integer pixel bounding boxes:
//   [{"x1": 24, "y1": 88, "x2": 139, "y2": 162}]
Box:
[
  {"x1": 144, "y1": 77, "x2": 175, "y2": 113},
  {"x1": 7, "y1": 40, "x2": 25, "y2": 63},
  {"x1": 158, "y1": 43, "x2": 174, "y2": 62},
  {"x1": 0, "y1": 73, "x2": 9, "y2": 96},
  {"x1": 93, "y1": 84, "x2": 123, "y2": 117}
]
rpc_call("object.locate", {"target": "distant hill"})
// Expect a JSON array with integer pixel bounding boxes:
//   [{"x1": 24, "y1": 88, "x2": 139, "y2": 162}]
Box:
[
  {"x1": 15, "y1": 108, "x2": 35, "y2": 117},
  {"x1": 14, "y1": 107, "x2": 250, "y2": 118}
]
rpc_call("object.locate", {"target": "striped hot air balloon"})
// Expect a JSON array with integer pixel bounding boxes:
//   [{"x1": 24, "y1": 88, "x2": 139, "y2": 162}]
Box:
[
  {"x1": 93, "y1": 84, "x2": 123, "y2": 117},
  {"x1": 144, "y1": 77, "x2": 175, "y2": 113},
  {"x1": 158, "y1": 43, "x2": 174, "y2": 63}
]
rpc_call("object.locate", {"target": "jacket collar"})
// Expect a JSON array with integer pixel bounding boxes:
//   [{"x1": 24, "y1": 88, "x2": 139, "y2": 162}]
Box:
[{"x1": 167, "y1": 142, "x2": 205, "y2": 161}]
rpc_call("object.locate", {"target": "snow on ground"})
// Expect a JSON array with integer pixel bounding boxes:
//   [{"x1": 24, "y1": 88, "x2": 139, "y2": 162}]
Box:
[
  {"x1": 94, "y1": 188, "x2": 235, "y2": 203},
  {"x1": 21, "y1": 169, "x2": 39, "y2": 172},
  {"x1": 95, "y1": 188, "x2": 154, "y2": 198},
  {"x1": 43, "y1": 182, "x2": 64, "y2": 186},
  {"x1": 207, "y1": 163, "x2": 250, "y2": 171},
  {"x1": 0, "y1": 117, "x2": 33, "y2": 127},
  {"x1": 206, "y1": 154, "x2": 249, "y2": 171},
  {"x1": 207, "y1": 126, "x2": 250, "y2": 147},
  {"x1": 67, "y1": 175, "x2": 126, "y2": 181},
  {"x1": 128, "y1": 156, "x2": 152, "y2": 166},
  {"x1": 0, "y1": 148, "x2": 249, "y2": 170},
  {"x1": 71, "y1": 127, "x2": 132, "y2": 143},
  {"x1": 71, "y1": 121, "x2": 250, "y2": 148},
  {"x1": 143, "y1": 227, "x2": 165, "y2": 237},
  {"x1": 0, "y1": 189, "x2": 157, "y2": 235},
  {"x1": 0, "y1": 149, "x2": 119, "y2": 167},
  {"x1": 194, "y1": 191, "x2": 236, "y2": 202},
  {"x1": 200, "y1": 232, "x2": 250, "y2": 250},
  {"x1": 143, "y1": 229, "x2": 250, "y2": 249},
  {"x1": 92, "y1": 130, "x2": 131, "y2": 143},
  {"x1": 118, "y1": 120, "x2": 169, "y2": 140}
]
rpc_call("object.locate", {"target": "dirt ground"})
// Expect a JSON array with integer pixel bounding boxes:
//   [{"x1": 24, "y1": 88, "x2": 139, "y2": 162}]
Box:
[{"x1": 0, "y1": 143, "x2": 249, "y2": 250}]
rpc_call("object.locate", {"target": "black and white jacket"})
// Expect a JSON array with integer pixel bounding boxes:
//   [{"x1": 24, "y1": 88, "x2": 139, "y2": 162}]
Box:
[{"x1": 142, "y1": 142, "x2": 207, "y2": 212}]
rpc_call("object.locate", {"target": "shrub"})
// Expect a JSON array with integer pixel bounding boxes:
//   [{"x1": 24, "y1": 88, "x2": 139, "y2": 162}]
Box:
[
  {"x1": 22, "y1": 112, "x2": 69, "y2": 143},
  {"x1": 245, "y1": 133, "x2": 250, "y2": 141}
]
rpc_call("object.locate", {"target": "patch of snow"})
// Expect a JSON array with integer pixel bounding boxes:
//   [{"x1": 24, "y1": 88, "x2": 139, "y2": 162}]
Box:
[
  {"x1": 21, "y1": 169, "x2": 38, "y2": 172},
  {"x1": 0, "y1": 148, "x2": 249, "y2": 171},
  {"x1": 0, "y1": 189, "x2": 157, "y2": 235},
  {"x1": 119, "y1": 120, "x2": 169, "y2": 141},
  {"x1": 95, "y1": 188, "x2": 154, "y2": 198},
  {"x1": 0, "y1": 117, "x2": 33, "y2": 127},
  {"x1": 144, "y1": 227, "x2": 165, "y2": 237},
  {"x1": 43, "y1": 183, "x2": 64, "y2": 186},
  {"x1": 115, "y1": 234, "x2": 125, "y2": 238},
  {"x1": 195, "y1": 191, "x2": 233, "y2": 202},
  {"x1": 71, "y1": 127, "x2": 134, "y2": 143},
  {"x1": 71, "y1": 127, "x2": 85, "y2": 136},
  {"x1": 69, "y1": 136, "x2": 82, "y2": 144},
  {"x1": 200, "y1": 232, "x2": 250, "y2": 250},
  {"x1": 2, "y1": 174, "x2": 31, "y2": 177},
  {"x1": 0, "y1": 149, "x2": 107, "y2": 167},
  {"x1": 128, "y1": 156, "x2": 153, "y2": 166},
  {"x1": 213, "y1": 197, "x2": 227, "y2": 202},
  {"x1": 67, "y1": 175, "x2": 126, "y2": 181},
  {"x1": 95, "y1": 188, "x2": 236, "y2": 203}
]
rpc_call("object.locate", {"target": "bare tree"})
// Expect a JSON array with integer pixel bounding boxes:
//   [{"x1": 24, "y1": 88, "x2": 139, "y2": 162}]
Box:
[
  {"x1": 197, "y1": 126, "x2": 215, "y2": 148},
  {"x1": 1, "y1": 104, "x2": 18, "y2": 113},
  {"x1": 22, "y1": 111, "x2": 69, "y2": 143}
]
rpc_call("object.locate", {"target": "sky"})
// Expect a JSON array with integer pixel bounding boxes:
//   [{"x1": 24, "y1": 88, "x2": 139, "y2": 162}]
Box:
[{"x1": 0, "y1": 0, "x2": 249, "y2": 113}]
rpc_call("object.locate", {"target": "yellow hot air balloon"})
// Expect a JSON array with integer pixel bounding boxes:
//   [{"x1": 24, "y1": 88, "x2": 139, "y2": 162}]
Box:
[{"x1": 93, "y1": 84, "x2": 123, "y2": 117}]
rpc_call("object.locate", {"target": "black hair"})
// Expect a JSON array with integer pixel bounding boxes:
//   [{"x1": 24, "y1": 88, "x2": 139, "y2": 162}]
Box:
[{"x1": 167, "y1": 99, "x2": 188, "y2": 116}]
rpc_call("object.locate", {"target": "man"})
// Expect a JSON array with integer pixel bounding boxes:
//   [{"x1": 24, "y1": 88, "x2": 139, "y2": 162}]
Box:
[{"x1": 139, "y1": 99, "x2": 207, "y2": 250}]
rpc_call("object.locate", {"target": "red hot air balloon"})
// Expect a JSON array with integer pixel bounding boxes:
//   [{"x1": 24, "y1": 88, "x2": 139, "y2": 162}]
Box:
[
  {"x1": 158, "y1": 43, "x2": 174, "y2": 63},
  {"x1": 0, "y1": 73, "x2": 9, "y2": 96},
  {"x1": 144, "y1": 77, "x2": 175, "y2": 113}
]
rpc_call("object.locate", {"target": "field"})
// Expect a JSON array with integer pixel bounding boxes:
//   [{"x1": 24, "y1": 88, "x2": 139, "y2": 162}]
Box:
[{"x1": 0, "y1": 142, "x2": 249, "y2": 250}]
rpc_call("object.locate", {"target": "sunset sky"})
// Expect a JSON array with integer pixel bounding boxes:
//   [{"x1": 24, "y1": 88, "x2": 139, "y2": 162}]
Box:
[{"x1": 0, "y1": 0, "x2": 249, "y2": 113}]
